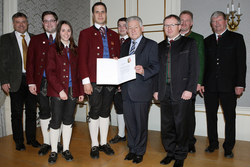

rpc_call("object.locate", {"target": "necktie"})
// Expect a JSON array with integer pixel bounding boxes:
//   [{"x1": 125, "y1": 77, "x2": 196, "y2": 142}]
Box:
[
  {"x1": 217, "y1": 35, "x2": 221, "y2": 44},
  {"x1": 129, "y1": 41, "x2": 136, "y2": 55},
  {"x1": 120, "y1": 38, "x2": 125, "y2": 45},
  {"x1": 66, "y1": 46, "x2": 70, "y2": 59},
  {"x1": 167, "y1": 40, "x2": 174, "y2": 83},
  {"x1": 21, "y1": 35, "x2": 27, "y2": 70},
  {"x1": 99, "y1": 27, "x2": 106, "y2": 38},
  {"x1": 49, "y1": 34, "x2": 53, "y2": 45}
]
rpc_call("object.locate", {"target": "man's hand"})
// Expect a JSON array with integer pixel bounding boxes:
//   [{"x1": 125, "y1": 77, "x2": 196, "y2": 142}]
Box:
[
  {"x1": 59, "y1": 90, "x2": 68, "y2": 100},
  {"x1": 1, "y1": 84, "x2": 10, "y2": 94},
  {"x1": 135, "y1": 65, "x2": 144, "y2": 75},
  {"x1": 235, "y1": 87, "x2": 244, "y2": 96},
  {"x1": 153, "y1": 92, "x2": 158, "y2": 100},
  {"x1": 181, "y1": 90, "x2": 192, "y2": 100},
  {"x1": 29, "y1": 85, "x2": 37, "y2": 95},
  {"x1": 84, "y1": 83, "x2": 93, "y2": 95}
]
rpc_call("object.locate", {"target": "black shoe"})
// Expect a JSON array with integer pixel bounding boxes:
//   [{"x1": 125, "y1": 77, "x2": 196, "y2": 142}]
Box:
[
  {"x1": 99, "y1": 143, "x2": 114, "y2": 155},
  {"x1": 189, "y1": 145, "x2": 196, "y2": 153},
  {"x1": 48, "y1": 152, "x2": 58, "y2": 164},
  {"x1": 224, "y1": 151, "x2": 234, "y2": 158},
  {"x1": 16, "y1": 143, "x2": 26, "y2": 151},
  {"x1": 132, "y1": 155, "x2": 143, "y2": 164},
  {"x1": 90, "y1": 146, "x2": 99, "y2": 159},
  {"x1": 173, "y1": 160, "x2": 184, "y2": 167},
  {"x1": 160, "y1": 156, "x2": 174, "y2": 165},
  {"x1": 205, "y1": 145, "x2": 219, "y2": 153},
  {"x1": 109, "y1": 135, "x2": 126, "y2": 144},
  {"x1": 124, "y1": 152, "x2": 135, "y2": 160},
  {"x1": 57, "y1": 142, "x2": 63, "y2": 153},
  {"x1": 27, "y1": 140, "x2": 41, "y2": 148},
  {"x1": 38, "y1": 144, "x2": 51, "y2": 156},
  {"x1": 62, "y1": 150, "x2": 74, "y2": 161}
]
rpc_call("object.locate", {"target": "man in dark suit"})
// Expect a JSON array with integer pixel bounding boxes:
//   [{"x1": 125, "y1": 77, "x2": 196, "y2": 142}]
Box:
[
  {"x1": 121, "y1": 16, "x2": 159, "y2": 164},
  {"x1": 202, "y1": 11, "x2": 246, "y2": 158},
  {"x1": 154, "y1": 15, "x2": 199, "y2": 167},
  {"x1": 179, "y1": 10, "x2": 205, "y2": 153},
  {"x1": 26, "y1": 11, "x2": 59, "y2": 156},
  {"x1": 0, "y1": 12, "x2": 40, "y2": 151},
  {"x1": 78, "y1": 2, "x2": 120, "y2": 159}
]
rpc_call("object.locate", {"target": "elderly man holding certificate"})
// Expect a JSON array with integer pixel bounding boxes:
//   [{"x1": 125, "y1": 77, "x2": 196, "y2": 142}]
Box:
[{"x1": 120, "y1": 16, "x2": 159, "y2": 164}]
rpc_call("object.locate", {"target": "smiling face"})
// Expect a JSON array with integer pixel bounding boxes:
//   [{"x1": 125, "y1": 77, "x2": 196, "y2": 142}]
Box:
[
  {"x1": 60, "y1": 24, "x2": 71, "y2": 44},
  {"x1": 211, "y1": 15, "x2": 227, "y2": 34},
  {"x1": 118, "y1": 20, "x2": 127, "y2": 37},
  {"x1": 127, "y1": 20, "x2": 143, "y2": 41},
  {"x1": 93, "y1": 5, "x2": 107, "y2": 26},
  {"x1": 43, "y1": 14, "x2": 58, "y2": 33},
  {"x1": 180, "y1": 13, "x2": 193, "y2": 33},
  {"x1": 164, "y1": 17, "x2": 181, "y2": 39},
  {"x1": 13, "y1": 16, "x2": 28, "y2": 34}
]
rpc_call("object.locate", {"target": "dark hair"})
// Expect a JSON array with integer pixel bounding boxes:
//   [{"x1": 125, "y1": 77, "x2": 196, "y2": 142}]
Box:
[
  {"x1": 117, "y1": 17, "x2": 127, "y2": 25},
  {"x1": 55, "y1": 20, "x2": 77, "y2": 56},
  {"x1": 12, "y1": 12, "x2": 27, "y2": 22},
  {"x1": 42, "y1": 11, "x2": 58, "y2": 21},
  {"x1": 179, "y1": 10, "x2": 193, "y2": 20},
  {"x1": 92, "y1": 2, "x2": 107, "y2": 13},
  {"x1": 163, "y1": 14, "x2": 181, "y2": 24}
]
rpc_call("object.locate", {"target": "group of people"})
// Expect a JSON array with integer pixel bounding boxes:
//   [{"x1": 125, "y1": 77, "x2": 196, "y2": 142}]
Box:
[{"x1": 0, "y1": 2, "x2": 246, "y2": 167}]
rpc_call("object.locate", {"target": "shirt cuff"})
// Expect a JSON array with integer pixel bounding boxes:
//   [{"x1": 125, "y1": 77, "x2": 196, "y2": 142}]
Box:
[
  {"x1": 28, "y1": 84, "x2": 36, "y2": 87},
  {"x1": 82, "y1": 77, "x2": 90, "y2": 85}
]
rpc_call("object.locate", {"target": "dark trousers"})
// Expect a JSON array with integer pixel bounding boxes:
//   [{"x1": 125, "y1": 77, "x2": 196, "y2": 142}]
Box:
[
  {"x1": 49, "y1": 87, "x2": 77, "y2": 129},
  {"x1": 160, "y1": 84, "x2": 191, "y2": 160},
  {"x1": 9, "y1": 75, "x2": 37, "y2": 144},
  {"x1": 188, "y1": 97, "x2": 197, "y2": 147},
  {"x1": 114, "y1": 90, "x2": 123, "y2": 114},
  {"x1": 88, "y1": 83, "x2": 115, "y2": 119},
  {"x1": 204, "y1": 91, "x2": 236, "y2": 152},
  {"x1": 123, "y1": 98, "x2": 150, "y2": 155},
  {"x1": 37, "y1": 78, "x2": 51, "y2": 120}
]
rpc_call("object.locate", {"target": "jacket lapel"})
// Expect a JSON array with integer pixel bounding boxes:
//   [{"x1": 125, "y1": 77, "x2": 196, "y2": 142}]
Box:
[{"x1": 10, "y1": 32, "x2": 22, "y2": 59}]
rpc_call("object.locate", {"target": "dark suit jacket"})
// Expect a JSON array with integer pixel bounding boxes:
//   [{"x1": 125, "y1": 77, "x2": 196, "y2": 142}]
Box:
[
  {"x1": 0, "y1": 31, "x2": 33, "y2": 92},
  {"x1": 121, "y1": 36, "x2": 159, "y2": 102},
  {"x1": 78, "y1": 25, "x2": 120, "y2": 83},
  {"x1": 46, "y1": 44, "x2": 83, "y2": 98},
  {"x1": 26, "y1": 33, "x2": 50, "y2": 93},
  {"x1": 157, "y1": 36, "x2": 199, "y2": 101},
  {"x1": 203, "y1": 30, "x2": 246, "y2": 92}
]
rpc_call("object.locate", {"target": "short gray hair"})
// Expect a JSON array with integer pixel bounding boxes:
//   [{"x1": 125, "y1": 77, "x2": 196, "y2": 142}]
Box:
[
  {"x1": 126, "y1": 16, "x2": 143, "y2": 27},
  {"x1": 210, "y1": 11, "x2": 226, "y2": 23}
]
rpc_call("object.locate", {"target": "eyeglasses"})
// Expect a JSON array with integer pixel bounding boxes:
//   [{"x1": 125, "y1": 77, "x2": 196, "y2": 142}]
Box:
[
  {"x1": 163, "y1": 24, "x2": 180, "y2": 28},
  {"x1": 43, "y1": 20, "x2": 56, "y2": 24}
]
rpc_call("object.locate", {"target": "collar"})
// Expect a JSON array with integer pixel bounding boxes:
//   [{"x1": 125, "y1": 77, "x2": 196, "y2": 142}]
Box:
[
  {"x1": 131, "y1": 35, "x2": 143, "y2": 44},
  {"x1": 120, "y1": 35, "x2": 128, "y2": 40},
  {"x1": 215, "y1": 29, "x2": 227, "y2": 38},
  {"x1": 168, "y1": 34, "x2": 181, "y2": 43},
  {"x1": 46, "y1": 32, "x2": 56, "y2": 39},
  {"x1": 94, "y1": 23, "x2": 106, "y2": 30},
  {"x1": 181, "y1": 30, "x2": 192, "y2": 37},
  {"x1": 15, "y1": 31, "x2": 28, "y2": 38},
  {"x1": 61, "y1": 41, "x2": 70, "y2": 48}
]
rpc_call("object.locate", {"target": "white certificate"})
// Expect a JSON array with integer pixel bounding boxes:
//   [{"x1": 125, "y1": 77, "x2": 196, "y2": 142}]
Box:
[{"x1": 96, "y1": 54, "x2": 136, "y2": 85}]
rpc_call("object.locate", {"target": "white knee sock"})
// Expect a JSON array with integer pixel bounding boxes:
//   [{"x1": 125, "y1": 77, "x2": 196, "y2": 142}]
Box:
[
  {"x1": 58, "y1": 123, "x2": 62, "y2": 143},
  {"x1": 62, "y1": 124, "x2": 72, "y2": 152},
  {"x1": 100, "y1": 117, "x2": 110, "y2": 145},
  {"x1": 40, "y1": 118, "x2": 51, "y2": 145},
  {"x1": 50, "y1": 128, "x2": 59, "y2": 152},
  {"x1": 89, "y1": 118, "x2": 99, "y2": 147},
  {"x1": 117, "y1": 114, "x2": 125, "y2": 137}
]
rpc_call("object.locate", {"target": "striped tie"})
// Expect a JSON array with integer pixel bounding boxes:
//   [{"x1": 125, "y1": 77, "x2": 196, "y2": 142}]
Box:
[{"x1": 129, "y1": 41, "x2": 136, "y2": 55}]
